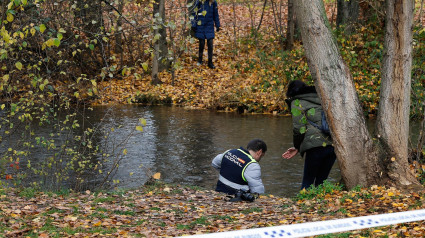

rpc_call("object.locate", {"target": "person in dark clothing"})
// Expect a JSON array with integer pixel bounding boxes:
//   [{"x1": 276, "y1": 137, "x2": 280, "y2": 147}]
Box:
[
  {"x1": 282, "y1": 80, "x2": 337, "y2": 190},
  {"x1": 212, "y1": 139, "x2": 267, "y2": 195},
  {"x1": 191, "y1": 0, "x2": 220, "y2": 69}
]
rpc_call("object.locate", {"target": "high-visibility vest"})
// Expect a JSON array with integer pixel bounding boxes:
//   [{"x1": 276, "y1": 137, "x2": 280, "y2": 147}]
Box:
[{"x1": 216, "y1": 148, "x2": 257, "y2": 195}]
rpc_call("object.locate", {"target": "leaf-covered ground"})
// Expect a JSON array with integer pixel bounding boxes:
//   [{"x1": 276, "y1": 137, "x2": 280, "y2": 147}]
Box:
[
  {"x1": 3, "y1": 2, "x2": 424, "y2": 238},
  {"x1": 90, "y1": 2, "x2": 425, "y2": 118},
  {"x1": 1, "y1": 183, "x2": 425, "y2": 237},
  {"x1": 93, "y1": 3, "x2": 301, "y2": 113}
]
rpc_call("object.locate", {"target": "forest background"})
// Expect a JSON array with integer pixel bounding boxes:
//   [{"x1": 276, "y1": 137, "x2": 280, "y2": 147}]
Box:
[{"x1": 2, "y1": 0, "x2": 425, "y2": 237}]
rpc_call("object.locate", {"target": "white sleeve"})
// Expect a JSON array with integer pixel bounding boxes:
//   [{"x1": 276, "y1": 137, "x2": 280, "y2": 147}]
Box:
[
  {"x1": 243, "y1": 163, "x2": 265, "y2": 194},
  {"x1": 211, "y1": 153, "x2": 224, "y2": 171}
]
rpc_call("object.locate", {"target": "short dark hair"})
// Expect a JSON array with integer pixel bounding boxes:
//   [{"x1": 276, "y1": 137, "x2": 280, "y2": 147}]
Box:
[
  {"x1": 286, "y1": 80, "x2": 306, "y2": 98},
  {"x1": 247, "y1": 139, "x2": 267, "y2": 153}
]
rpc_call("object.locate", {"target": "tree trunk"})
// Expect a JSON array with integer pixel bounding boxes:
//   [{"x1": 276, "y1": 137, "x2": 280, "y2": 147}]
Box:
[
  {"x1": 285, "y1": 0, "x2": 295, "y2": 50},
  {"x1": 359, "y1": 0, "x2": 385, "y2": 24},
  {"x1": 256, "y1": 0, "x2": 268, "y2": 32},
  {"x1": 74, "y1": 0, "x2": 105, "y2": 74},
  {"x1": 187, "y1": 0, "x2": 196, "y2": 37},
  {"x1": 375, "y1": 0, "x2": 418, "y2": 189},
  {"x1": 270, "y1": 0, "x2": 285, "y2": 47},
  {"x1": 336, "y1": 0, "x2": 359, "y2": 34},
  {"x1": 153, "y1": 0, "x2": 169, "y2": 73},
  {"x1": 152, "y1": 0, "x2": 167, "y2": 85},
  {"x1": 231, "y1": 0, "x2": 239, "y2": 58},
  {"x1": 75, "y1": 0, "x2": 104, "y2": 39},
  {"x1": 115, "y1": 0, "x2": 124, "y2": 54},
  {"x1": 294, "y1": 0, "x2": 421, "y2": 190}
]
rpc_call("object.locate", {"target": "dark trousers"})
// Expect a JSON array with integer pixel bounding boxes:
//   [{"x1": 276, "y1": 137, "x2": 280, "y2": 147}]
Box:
[
  {"x1": 301, "y1": 146, "x2": 336, "y2": 190},
  {"x1": 198, "y1": 38, "x2": 214, "y2": 65}
]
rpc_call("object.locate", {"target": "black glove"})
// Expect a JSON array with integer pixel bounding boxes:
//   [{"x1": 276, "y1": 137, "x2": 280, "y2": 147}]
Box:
[{"x1": 216, "y1": 27, "x2": 220, "y2": 32}]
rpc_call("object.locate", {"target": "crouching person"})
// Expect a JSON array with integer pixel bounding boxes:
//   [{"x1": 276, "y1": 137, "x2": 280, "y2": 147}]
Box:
[{"x1": 212, "y1": 139, "x2": 267, "y2": 201}]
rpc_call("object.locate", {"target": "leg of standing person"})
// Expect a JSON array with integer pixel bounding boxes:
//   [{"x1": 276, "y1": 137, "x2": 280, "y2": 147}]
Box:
[
  {"x1": 301, "y1": 148, "x2": 322, "y2": 190},
  {"x1": 207, "y1": 38, "x2": 215, "y2": 69},
  {"x1": 198, "y1": 39, "x2": 205, "y2": 65},
  {"x1": 314, "y1": 146, "x2": 336, "y2": 187}
]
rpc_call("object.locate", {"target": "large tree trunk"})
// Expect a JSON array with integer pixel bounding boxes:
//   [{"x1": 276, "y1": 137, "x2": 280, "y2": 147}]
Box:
[
  {"x1": 376, "y1": 0, "x2": 418, "y2": 188},
  {"x1": 294, "y1": 0, "x2": 421, "y2": 190},
  {"x1": 336, "y1": 0, "x2": 359, "y2": 34}
]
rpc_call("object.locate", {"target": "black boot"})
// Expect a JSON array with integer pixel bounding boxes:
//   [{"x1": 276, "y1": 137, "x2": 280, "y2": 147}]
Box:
[
  {"x1": 207, "y1": 39, "x2": 215, "y2": 69},
  {"x1": 198, "y1": 39, "x2": 205, "y2": 65}
]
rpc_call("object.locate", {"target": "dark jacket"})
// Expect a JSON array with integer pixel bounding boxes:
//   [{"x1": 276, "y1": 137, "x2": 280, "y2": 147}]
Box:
[
  {"x1": 192, "y1": 0, "x2": 220, "y2": 40},
  {"x1": 212, "y1": 148, "x2": 264, "y2": 195},
  {"x1": 286, "y1": 86, "x2": 332, "y2": 156}
]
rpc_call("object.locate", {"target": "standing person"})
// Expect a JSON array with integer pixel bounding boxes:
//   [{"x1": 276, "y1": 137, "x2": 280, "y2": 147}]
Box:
[
  {"x1": 191, "y1": 0, "x2": 220, "y2": 69},
  {"x1": 282, "y1": 80, "x2": 336, "y2": 190},
  {"x1": 212, "y1": 139, "x2": 267, "y2": 196}
]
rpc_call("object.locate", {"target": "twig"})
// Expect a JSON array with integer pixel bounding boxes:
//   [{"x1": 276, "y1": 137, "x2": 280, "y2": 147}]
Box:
[{"x1": 256, "y1": 0, "x2": 268, "y2": 32}]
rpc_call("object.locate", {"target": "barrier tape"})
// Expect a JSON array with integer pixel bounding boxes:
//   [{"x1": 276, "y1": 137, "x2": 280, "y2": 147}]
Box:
[{"x1": 181, "y1": 209, "x2": 425, "y2": 238}]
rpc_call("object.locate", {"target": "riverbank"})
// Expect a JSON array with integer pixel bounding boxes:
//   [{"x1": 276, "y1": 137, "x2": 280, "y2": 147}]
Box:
[
  {"x1": 88, "y1": 3, "x2": 425, "y2": 118},
  {"x1": 1, "y1": 182, "x2": 424, "y2": 237}
]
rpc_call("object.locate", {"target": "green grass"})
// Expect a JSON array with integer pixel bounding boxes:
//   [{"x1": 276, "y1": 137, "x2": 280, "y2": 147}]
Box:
[
  {"x1": 135, "y1": 219, "x2": 146, "y2": 226},
  {"x1": 211, "y1": 214, "x2": 236, "y2": 222},
  {"x1": 316, "y1": 232, "x2": 352, "y2": 238},
  {"x1": 44, "y1": 208, "x2": 65, "y2": 215},
  {"x1": 88, "y1": 211, "x2": 109, "y2": 219},
  {"x1": 92, "y1": 196, "x2": 115, "y2": 204},
  {"x1": 54, "y1": 188, "x2": 71, "y2": 196},
  {"x1": 113, "y1": 210, "x2": 135, "y2": 216},
  {"x1": 40, "y1": 218, "x2": 57, "y2": 232},
  {"x1": 294, "y1": 181, "x2": 343, "y2": 201},
  {"x1": 241, "y1": 207, "x2": 263, "y2": 214},
  {"x1": 191, "y1": 216, "x2": 210, "y2": 226},
  {"x1": 95, "y1": 207, "x2": 108, "y2": 212},
  {"x1": 58, "y1": 227, "x2": 118, "y2": 236},
  {"x1": 176, "y1": 224, "x2": 191, "y2": 229},
  {"x1": 19, "y1": 187, "x2": 38, "y2": 198}
]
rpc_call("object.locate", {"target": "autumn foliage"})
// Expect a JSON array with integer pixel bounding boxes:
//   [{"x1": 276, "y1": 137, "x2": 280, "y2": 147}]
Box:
[
  {"x1": 1, "y1": 0, "x2": 425, "y2": 236},
  {"x1": 1, "y1": 182, "x2": 425, "y2": 237}
]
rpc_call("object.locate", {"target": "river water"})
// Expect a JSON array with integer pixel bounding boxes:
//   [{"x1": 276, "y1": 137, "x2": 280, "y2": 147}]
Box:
[
  {"x1": 73, "y1": 105, "x2": 340, "y2": 198},
  {"x1": 4, "y1": 105, "x2": 421, "y2": 197}
]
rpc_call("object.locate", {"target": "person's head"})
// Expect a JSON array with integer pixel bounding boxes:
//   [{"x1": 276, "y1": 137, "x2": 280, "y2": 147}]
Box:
[
  {"x1": 247, "y1": 139, "x2": 267, "y2": 162},
  {"x1": 286, "y1": 80, "x2": 306, "y2": 98}
]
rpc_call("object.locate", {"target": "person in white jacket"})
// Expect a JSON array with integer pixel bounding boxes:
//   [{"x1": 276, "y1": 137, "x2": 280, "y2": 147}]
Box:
[{"x1": 212, "y1": 139, "x2": 267, "y2": 195}]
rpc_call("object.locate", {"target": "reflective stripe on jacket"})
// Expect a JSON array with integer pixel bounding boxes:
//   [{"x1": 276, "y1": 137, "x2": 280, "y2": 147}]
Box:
[{"x1": 214, "y1": 148, "x2": 256, "y2": 194}]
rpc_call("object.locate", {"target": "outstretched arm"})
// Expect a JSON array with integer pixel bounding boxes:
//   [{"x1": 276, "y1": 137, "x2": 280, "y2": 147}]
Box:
[{"x1": 282, "y1": 147, "x2": 298, "y2": 159}]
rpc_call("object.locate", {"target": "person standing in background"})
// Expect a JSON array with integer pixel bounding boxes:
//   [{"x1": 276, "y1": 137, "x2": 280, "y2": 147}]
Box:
[{"x1": 191, "y1": 0, "x2": 220, "y2": 69}]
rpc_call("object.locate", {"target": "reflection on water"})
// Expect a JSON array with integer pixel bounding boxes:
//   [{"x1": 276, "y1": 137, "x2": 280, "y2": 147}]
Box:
[
  {"x1": 7, "y1": 105, "x2": 421, "y2": 197},
  {"x1": 75, "y1": 105, "x2": 341, "y2": 197}
]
